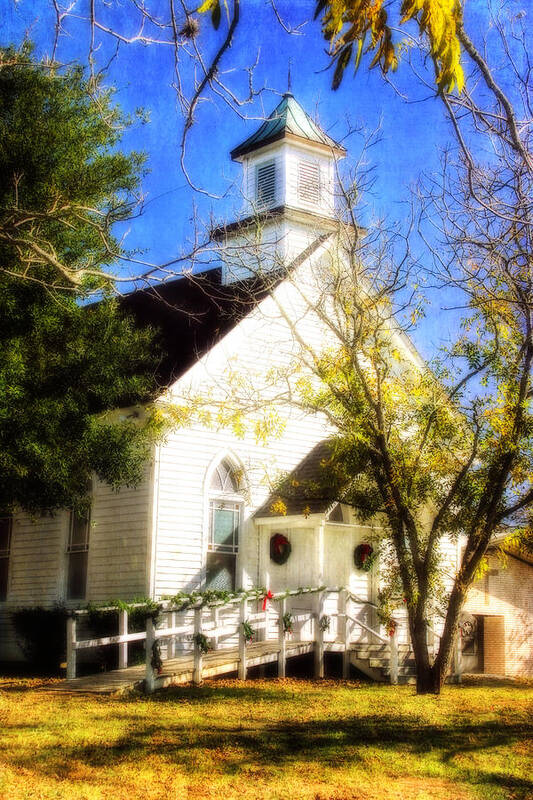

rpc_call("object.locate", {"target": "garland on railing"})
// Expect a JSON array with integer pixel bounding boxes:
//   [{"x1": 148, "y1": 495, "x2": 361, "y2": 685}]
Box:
[
  {"x1": 163, "y1": 585, "x2": 328, "y2": 611},
  {"x1": 85, "y1": 597, "x2": 161, "y2": 620},
  {"x1": 165, "y1": 587, "x2": 268, "y2": 611},
  {"x1": 74, "y1": 585, "x2": 333, "y2": 621}
]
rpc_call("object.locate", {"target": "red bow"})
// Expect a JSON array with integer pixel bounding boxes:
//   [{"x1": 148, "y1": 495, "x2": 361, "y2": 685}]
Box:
[{"x1": 262, "y1": 590, "x2": 273, "y2": 611}]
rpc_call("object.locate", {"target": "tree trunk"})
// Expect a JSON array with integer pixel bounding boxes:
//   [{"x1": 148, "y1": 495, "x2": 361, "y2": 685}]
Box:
[
  {"x1": 410, "y1": 614, "x2": 440, "y2": 694},
  {"x1": 415, "y1": 663, "x2": 441, "y2": 694}
]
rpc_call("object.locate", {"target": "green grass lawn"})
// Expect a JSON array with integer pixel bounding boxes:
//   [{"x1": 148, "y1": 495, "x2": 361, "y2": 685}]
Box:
[{"x1": 0, "y1": 677, "x2": 532, "y2": 800}]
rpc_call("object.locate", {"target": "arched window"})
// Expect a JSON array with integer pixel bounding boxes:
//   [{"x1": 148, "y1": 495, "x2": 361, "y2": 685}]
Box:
[{"x1": 206, "y1": 460, "x2": 243, "y2": 591}]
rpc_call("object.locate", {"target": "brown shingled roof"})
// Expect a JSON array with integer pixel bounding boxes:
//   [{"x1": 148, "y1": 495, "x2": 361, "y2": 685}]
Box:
[
  {"x1": 119, "y1": 268, "x2": 274, "y2": 391},
  {"x1": 255, "y1": 439, "x2": 342, "y2": 518}
]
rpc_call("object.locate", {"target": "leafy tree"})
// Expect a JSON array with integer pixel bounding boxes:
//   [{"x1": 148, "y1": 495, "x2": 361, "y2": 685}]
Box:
[{"x1": 0, "y1": 47, "x2": 161, "y2": 514}]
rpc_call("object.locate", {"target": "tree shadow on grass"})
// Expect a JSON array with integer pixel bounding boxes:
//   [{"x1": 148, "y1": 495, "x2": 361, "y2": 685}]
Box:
[{"x1": 5, "y1": 696, "x2": 533, "y2": 798}]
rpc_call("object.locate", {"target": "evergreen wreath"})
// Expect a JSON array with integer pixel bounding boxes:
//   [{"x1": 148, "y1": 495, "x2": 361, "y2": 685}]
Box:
[
  {"x1": 354, "y1": 543, "x2": 377, "y2": 572},
  {"x1": 282, "y1": 612, "x2": 294, "y2": 634},
  {"x1": 319, "y1": 614, "x2": 331, "y2": 633},
  {"x1": 151, "y1": 640, "x2": 163, "y2": 673},
  {"x1": 192, "y1": 632, "x2": 211, "y2": 654},
  {"x1": 270, "y1": 533, "x2": 292, "y2": 565},
  {"x1": 242, "y1": 619, "x2": 256, "y2": 643}
]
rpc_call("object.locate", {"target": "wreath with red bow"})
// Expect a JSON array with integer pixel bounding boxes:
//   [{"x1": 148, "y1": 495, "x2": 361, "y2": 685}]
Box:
[
  {"x1": 354, "y1": 543, "x2": 377, "y2": 572},
  {"x1": 270, "y1": 533, "x2": 292, "y2": 565}
]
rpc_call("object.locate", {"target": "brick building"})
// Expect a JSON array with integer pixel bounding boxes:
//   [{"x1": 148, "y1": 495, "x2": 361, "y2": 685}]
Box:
[{"x1": 462, "y1": 544, "x2": 532, "y2": 677}]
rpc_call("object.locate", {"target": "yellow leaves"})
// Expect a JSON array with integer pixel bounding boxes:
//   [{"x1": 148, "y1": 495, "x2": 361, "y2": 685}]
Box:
[
  {"x1": 317, "y1": 0, "x2": 463, "y2": 94},
  {"x1": 270, "y1": 498, "x2": 287, "y2": 516},
  {"x1": 197, "y1": 0, "x2": 217, "y2": 11},
  {"x1": 473, "y1": 555, "x2": 489, "y2": 581}
]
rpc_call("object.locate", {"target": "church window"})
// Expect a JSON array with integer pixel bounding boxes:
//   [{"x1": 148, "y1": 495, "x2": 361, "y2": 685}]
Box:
[
  {"x1": 66, "y1": 493, "x2": 91, "y2": 600},
  {"x1": 206, "y1": 460, "x2": 243, "y2": 591}
]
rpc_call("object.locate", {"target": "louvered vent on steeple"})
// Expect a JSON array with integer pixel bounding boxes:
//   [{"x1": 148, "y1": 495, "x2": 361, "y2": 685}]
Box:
[
  {"x1": 256, "y1": 161, "x2": 276, "y2": 207},
  {"x1": 298, "y1": 160, "x2": 320, "y2": 205}
]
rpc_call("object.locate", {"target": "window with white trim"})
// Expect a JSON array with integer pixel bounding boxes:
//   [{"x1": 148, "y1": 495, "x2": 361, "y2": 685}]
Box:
[
  {"x1": 206, "y1": 460, "x2": 243, "y2": 591},
  {"x1": 256, "y1": 160, "x2": 276, "y2": 207},
  {"x1": 0, "y1": 515, "x2": 12, "y2": 601},
  {"x1": 66, "y1": 503, "x2": 91, "y2": 600},
  {"x1": 298, "y1": 160, "x2": 320, "y2": 205}
]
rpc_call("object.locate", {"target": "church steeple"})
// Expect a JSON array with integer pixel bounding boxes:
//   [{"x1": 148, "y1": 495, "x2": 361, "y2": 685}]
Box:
[
  {"x1": 216, "y1": 94, "x2": 345, "y2": 284},
  {"x1": 230, "y1": 94, "x2": 345, "y2": 221}
]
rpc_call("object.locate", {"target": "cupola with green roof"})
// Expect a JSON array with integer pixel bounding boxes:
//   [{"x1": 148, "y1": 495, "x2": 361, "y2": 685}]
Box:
[
  {"x1": 230, "y1": 92, "x2": 345, "y2": 221},
  {"x1": 215, "y1": 93, "x2": 346, "y2": 284}
]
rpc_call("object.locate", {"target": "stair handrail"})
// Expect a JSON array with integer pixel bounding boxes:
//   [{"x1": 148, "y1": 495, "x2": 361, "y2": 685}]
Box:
[{"x1": 345, "y1": 614, "x2": 389, "y2": 644}]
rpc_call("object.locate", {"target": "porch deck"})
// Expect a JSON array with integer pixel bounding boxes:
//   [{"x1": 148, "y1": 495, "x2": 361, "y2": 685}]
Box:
[
  {"x1": 46, "y1": 588, "x2": 435, "y2": 695},
  {"x1": 45, "y1": 639, "x2": 336, "y2": 695}
]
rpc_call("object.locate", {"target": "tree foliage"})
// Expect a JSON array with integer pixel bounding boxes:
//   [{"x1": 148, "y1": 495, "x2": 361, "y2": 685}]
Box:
[
  {"x1": 0, "y1": 44, "x2": 145, "y2": 290},
  {"x1": 0, "y1": 47, "x2": 162, "y2": 514},
  {"x1": 315, "y1": 0, "x2": 464, "y2": 93}
]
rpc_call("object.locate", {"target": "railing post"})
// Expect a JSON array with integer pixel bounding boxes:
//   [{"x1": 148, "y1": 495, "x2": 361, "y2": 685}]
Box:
[
  {"x1": 66, "y1": 614, "x2": 77, "y2": 680},
  {"x1": 278, "y1": 596, "x2": 287, "y2": 678},
  {"x1": 118, "y1": 609, "x2": 128, "y2": 669},
  {"x1": 169, "y1": 610, "x2": 177, "y2": 659},
  {"x1": 212, "y1": 606, "x2": 219, "y2": 651},
  {"x1": 193, "y1": 605, "x2": 203, "y2": 686},
  {"x1": 238, "y1": 596, "x2": 248, "y2": 680},
  {"x1": 453, "y1": 628, "x2": 463, "y2": 684},
  {"x1": 314, "y1": 590, "x2": 324, "y2": 679},
  {"x1": 340, "y1": 589, "x2": 350, "y2": 679},
  {"x1": 145, "y1": 615, "x2": 156, "y2": 694},
  {"x1": 390, "y1": 625, "x2": 399, "y2": 685}
]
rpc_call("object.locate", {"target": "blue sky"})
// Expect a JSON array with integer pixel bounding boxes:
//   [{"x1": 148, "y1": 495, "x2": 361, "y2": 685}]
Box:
[{"x1": 1, "y1": 1, "x2": 502, "y2": 358}]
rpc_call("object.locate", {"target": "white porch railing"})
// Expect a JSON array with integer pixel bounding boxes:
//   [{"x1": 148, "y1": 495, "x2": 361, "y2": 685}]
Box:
[{"x1": 65, "y1": 587, "x2": 422, "y2": 690}]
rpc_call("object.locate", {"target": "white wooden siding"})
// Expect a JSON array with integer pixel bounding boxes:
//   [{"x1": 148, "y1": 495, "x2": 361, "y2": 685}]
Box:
[{"x1": 242, "y1": 141, "x2": 334, "y2": 218}]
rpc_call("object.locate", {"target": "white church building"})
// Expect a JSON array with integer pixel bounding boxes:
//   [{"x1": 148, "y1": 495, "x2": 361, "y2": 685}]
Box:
[{"x1": 1, "y1": 94, "x2": 530, "y2": 679}]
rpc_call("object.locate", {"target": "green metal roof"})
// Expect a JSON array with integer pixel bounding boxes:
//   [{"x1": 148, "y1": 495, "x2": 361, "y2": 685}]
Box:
[{"x1": 230, "y1": 93, "x2": 345, "y2": 160}]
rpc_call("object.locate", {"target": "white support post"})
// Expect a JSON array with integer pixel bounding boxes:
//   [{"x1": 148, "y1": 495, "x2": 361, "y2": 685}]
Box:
[
  {"x1": 118, "y1": 609, "x2": 128, "y2": 670},
  {"x1": 340, "y1": 589, "x2": 350, "y2": 679},
  {"x1": 238, "y1": 596, "x2": 248, "y2": 680},
  {"x1": 66, "y1": 615, "x2": 77, "y2": 680},
  {"x1": 314, "y1": 590, "x2": 324, "y2": 679},
  {"x1": 212, "y1": 606, "x2": 219, "y2": 651},
  {"x1": 193, "y1": 605, "x2": 203, "y2": 686},
  {"x1": 390, "y1": 626, "x2": 399, "y2": 685},
  {"x1": 278, "y1": 596, "x2": 287, "y2": 678},
  {"x1": 169, "y1": 611, "x2": 177, "y2": 659},
  {"x1": 145, "y1": 615, "x2": 156, "y2": 694},
  {"x1": 453, "y1": 629, "x2": 463, "y2": 684}
]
